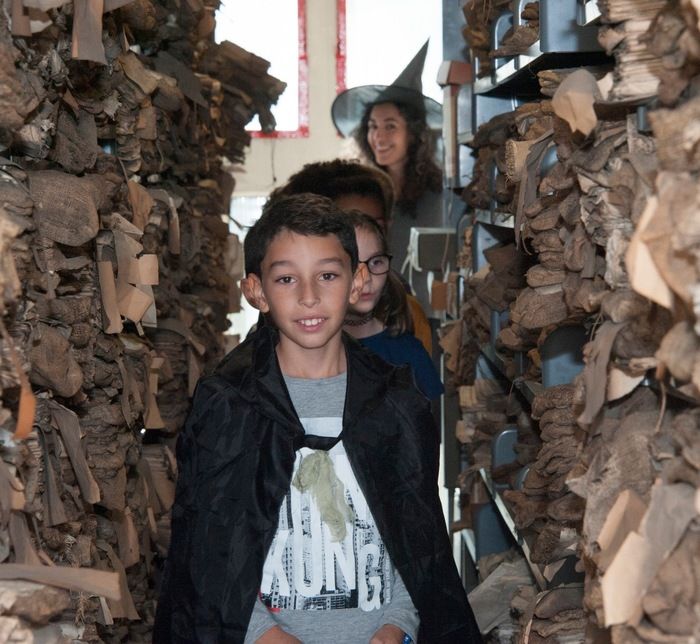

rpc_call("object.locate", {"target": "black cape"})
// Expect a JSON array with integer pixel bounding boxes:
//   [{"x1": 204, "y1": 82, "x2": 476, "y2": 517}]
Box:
[{"x1": 153, "y1": 326, "x2": 481, "y2": 643}]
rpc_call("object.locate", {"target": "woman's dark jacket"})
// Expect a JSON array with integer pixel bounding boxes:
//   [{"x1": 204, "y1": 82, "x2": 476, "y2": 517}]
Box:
[{"x1": 153, "y1": 325, "x2": 481, "y2": 643}]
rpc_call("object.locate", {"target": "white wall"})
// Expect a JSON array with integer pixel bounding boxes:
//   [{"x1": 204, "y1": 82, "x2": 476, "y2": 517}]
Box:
[{"x1": 232, "y1": 0, "x2": 347, "y2": 196}]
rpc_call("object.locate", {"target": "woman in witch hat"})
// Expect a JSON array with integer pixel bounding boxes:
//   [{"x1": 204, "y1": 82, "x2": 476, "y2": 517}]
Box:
[{"x1": 331, "y1": 41, "x2": 444, "y2": 317}]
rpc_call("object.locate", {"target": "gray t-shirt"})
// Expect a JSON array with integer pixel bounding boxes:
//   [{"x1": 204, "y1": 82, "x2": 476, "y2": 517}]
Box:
[{"x1": 244, "y1": 372, "x2": 419, "y2": 644}]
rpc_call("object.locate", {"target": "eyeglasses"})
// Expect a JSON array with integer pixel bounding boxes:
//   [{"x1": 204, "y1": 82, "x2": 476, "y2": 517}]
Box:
[{"x1": 359, "y1": 253, "x2": 392, "y2": 275}]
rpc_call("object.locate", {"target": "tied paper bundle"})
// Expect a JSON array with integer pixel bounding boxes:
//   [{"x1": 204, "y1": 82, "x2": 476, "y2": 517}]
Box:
[
  {"x1": 461, "y1": 0, "x2": 540, "y2": 78},
  {"x1": 461, "y1": 0, "x2": 513, "y2": 78},
  {"x1": 0, "y1": 1, "x2": 282, "y2": 641},
  {"x1": 596, "y1": 0, "x2": 668, "y2": 100},
  {"x1": 491, "y1": 1, "x2": 540, "y2": 59},
  {"x1": 452, "y1": 7, "x2": 700, "y2": 636}
]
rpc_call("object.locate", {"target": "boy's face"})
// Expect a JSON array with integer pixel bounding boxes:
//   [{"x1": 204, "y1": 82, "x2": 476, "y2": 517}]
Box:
[{"x1": 243, "y1": 230, "x2": 364, "y2": 353}]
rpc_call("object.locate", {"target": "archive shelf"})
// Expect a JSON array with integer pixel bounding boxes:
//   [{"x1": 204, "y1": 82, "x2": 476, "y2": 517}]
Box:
[
  {"x1": 471, "y1": 0, "x2": 610, "y2": 96},
  {"x1": 473, "y1": 208, "x2": 515, "y2": 229},
  {"x1": 479, "y1": 343, "x2": 543, "y2": 405},
  {"x1": 479, "y1": 468, "x2": 547, "y2": 589},
  {"x1": 577, "y1": 0, "x2": 602, "y2": 26}
]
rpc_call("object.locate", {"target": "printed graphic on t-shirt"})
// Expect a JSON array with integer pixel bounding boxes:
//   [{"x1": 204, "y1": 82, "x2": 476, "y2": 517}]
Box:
[{"x1": 260, "y1": 417, "x2": 393, "y2": 611}]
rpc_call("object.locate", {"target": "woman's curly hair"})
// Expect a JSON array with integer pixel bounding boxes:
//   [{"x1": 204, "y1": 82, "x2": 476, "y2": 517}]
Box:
[{"x1": 354, "y1": 100, "x2": 442, "y2": 214}]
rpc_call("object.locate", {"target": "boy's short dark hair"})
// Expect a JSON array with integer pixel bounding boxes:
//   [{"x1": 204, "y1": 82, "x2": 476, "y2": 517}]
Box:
[
  {"x1": 269, "y1": 159, "x2": 394, "y2": 220},
  {"x1": 244, "y1": 193, "x2": 359, "y2": 276}
]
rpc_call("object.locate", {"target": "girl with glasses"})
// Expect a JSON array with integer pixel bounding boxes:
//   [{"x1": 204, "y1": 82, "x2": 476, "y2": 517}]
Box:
[{"x1": 343, "y1": 211, "x2": 443, "y2": 401}]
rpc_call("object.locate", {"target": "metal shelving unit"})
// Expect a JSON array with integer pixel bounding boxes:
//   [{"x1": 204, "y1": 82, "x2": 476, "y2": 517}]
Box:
[
  {"x1": 473, "y1": 0, "x2": 609, "y2": 96},
  {"x1": 461, "y1": 528, "x2": 477, "y2": 564},
  {"x1": 473, "y1": 48, "x2": 610, "y2": 96},
  {"x1": 473, "y1": 47, "x2": 542, "y2": 95},
  {"x1": 440, "y1": 0, "x2": 614, "y2": 598},
  {"x1": 480, "y1": 343, "x2": 543, "y2": 404},
  {"x1": 577, "y1": 0, "x2": 602, "y2": 26},
  {"x1": 479, "y1": 468, "x2": 547, "y2": 589},
  {"x1": 473, "y1": 208, "x2": 515, "y2": 229},
  {"x1": 458, "y1": 131, "x2": 474, "y2": 146}
]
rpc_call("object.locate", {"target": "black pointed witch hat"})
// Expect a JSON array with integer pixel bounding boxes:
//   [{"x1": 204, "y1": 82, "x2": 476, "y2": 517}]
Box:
[{"x1": 331, "y1": 40, "x2": 442, "y2": 137}]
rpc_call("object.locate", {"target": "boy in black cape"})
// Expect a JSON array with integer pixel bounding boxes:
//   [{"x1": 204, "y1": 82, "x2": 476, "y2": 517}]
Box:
[{"x1": 153, "y1": 194, "x2": 481, "y2": 643}]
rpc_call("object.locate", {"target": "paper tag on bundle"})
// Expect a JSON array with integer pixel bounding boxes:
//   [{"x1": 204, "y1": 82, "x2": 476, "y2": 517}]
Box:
[
  {"x1": 552, "y1": 69, "x2": 600, "y2": 136},
  {"x1": 430, "y1": 279, "x2": 448, "y2": 311}
]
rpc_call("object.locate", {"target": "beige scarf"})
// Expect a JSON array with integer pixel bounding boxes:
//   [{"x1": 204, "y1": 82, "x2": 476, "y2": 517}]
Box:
[{"x1": 293, "y1": 451, "x2": 354, "y2": 542}]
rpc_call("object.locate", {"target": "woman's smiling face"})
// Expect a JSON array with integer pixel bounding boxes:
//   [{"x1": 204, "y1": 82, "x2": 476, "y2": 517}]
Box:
[{"x1": 366, "y1": 102, "x2": 410, "y2": 172}]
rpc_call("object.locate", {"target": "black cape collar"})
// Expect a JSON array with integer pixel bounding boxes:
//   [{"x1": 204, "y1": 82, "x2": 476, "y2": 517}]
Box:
[{"x1": 214, "y1": 325, "x2": 391, "y2": 441}]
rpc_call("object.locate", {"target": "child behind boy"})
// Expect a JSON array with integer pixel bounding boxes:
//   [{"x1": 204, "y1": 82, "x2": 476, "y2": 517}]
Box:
[
  {"x1": 269, "y1": 158, "x2": 433, "y2": 355},
  {"x1": 153, "y1": 194, "x2": 480, "y2": 644},
  {"x1": 341, "y1": 210, "x2": 443, "y2": 402}
]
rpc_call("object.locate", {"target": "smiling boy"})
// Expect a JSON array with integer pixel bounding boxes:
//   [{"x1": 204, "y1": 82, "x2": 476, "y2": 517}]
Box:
[
  {"x1": 153, "y1": 194, "x2": 480, "y2": 644},
  {"x1": 250, "y1": 226, "x2": 361, "y2": 377}
]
